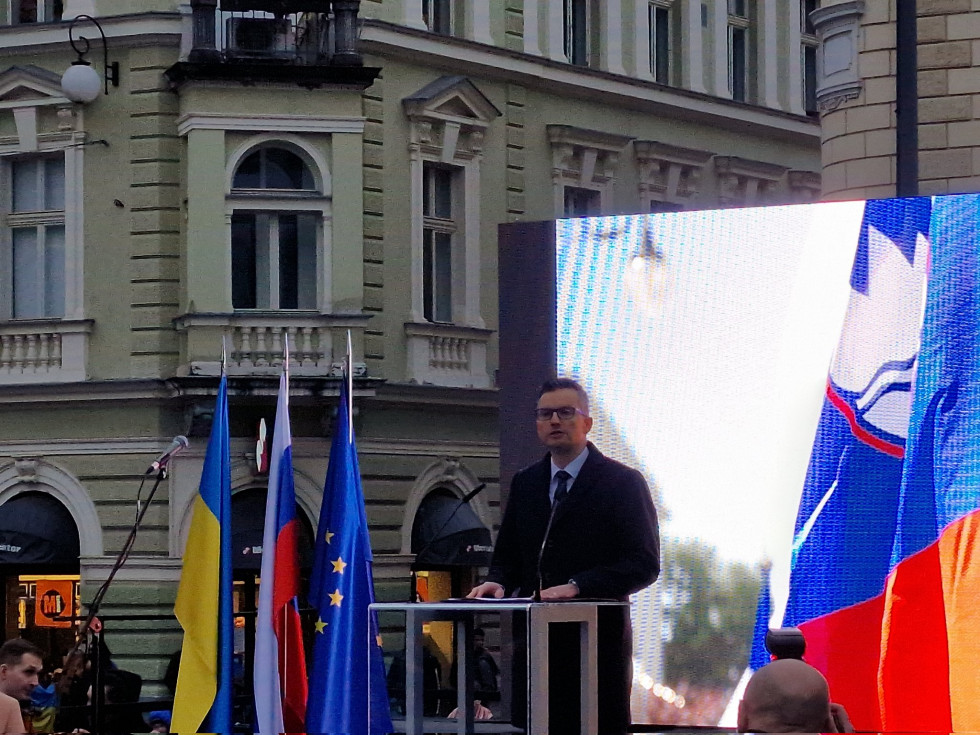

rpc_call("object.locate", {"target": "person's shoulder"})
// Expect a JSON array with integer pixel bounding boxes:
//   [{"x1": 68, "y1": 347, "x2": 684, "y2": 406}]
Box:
[
  {"x1": 513, "y1": 455, "x2": 550, "y2": 481},
  {"x1": 585, "y1": 445, "x2": 643, "y2": 480}
]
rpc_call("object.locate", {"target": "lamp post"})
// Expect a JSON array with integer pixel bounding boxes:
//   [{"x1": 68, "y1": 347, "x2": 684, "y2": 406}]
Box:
[{"x1": 60, "y1": 14, "x2": 120, "y2": 103}]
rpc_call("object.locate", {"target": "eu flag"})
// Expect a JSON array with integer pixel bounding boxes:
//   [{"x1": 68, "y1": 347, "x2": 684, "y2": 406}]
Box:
[{"x1": 306, "y1": 378, "x2": 393, "y2": 734}]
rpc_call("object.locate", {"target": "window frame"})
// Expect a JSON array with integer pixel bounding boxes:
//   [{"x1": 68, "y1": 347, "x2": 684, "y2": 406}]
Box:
[
  {"x1": 648, "y1": 1, "x2": 673, "y2": 85},
  {"x1": 727, "y1": 2, "x2": 752, "y2": 102},
  {"x1": 226, "y1": 143, "x2": 329, "y2": 312},
  {"x1": 563, "y1": 0, "x2": 592, "y2": 67},
  {"x1": 10, "y1": 0, "x2": 63, "y2": 24},
  {"x1": 421, "y1": 162, "x2": 457, "y2": 324},
  {"x1": 1, "y1": 153, "x2": 67, "y2": 320},
  {"x1": 800, "y1": 0, "x2": 819, "y2": 114},
  {"x1": 421, "y1": 0, "x2": 453, "y2": 35}
]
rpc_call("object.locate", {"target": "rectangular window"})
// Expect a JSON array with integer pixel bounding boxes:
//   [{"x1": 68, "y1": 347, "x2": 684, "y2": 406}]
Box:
[
  {"x1": 801, "y1": 0, "x2": 819, "y2": 114},
  {"x1": 4, "y1": 155, "x2": 66, "y2": 319},
  {"x1": 564, "y1": 187, "x2": 601, "y2": 217},
  {"x1": 564, "y1": 0, "x2": 591, "y2": 67},
  {"x1": 649, "y1": 3, "x2": 672, "y2": 85},
  {"x1": 422, "y1": 0, "x2": 452, "y2": 35},
  {"x1": 231, "y1": 211, "x2": 317, "y2": 310},
  {"x1": 730, "y1": 26, "x2": 747, "y2": 101},
  {"x1": 422, "y1": 163, "x2": 456, "y2": 323},
  {"x1": 803, "y1": 44, "x2": 817, "y2": 113},
  {"x1": 13, "y1": 0, "x2": 63, "y2": 23}
]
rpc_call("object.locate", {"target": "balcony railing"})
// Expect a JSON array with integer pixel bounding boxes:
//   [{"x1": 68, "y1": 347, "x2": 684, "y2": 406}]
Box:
[
  {"x1": 186, "y1": 0, "x2": 362, "y2": 67},
  {"x1": 405, "y1": 322, "x2": 493, "y2": 389},
  {"x1": 175, "y1": 312, "x2": 371, "y2": 377},
  {"x1": 0, "y1": 320, "x2": 92, "y2": 385}
]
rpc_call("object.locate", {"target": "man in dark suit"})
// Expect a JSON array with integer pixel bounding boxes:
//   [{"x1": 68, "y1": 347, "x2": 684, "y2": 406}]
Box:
[{"x1": 469, "y1": 378, "x2": 660, "y2": 733}]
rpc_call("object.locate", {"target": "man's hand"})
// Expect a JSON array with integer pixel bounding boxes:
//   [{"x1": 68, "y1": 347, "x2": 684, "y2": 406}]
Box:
[
  {"x1": 467, "y1": 581, "x2": 504, "y2": 599},
  {"x1": 539, "y1": 583, "x2": 579, "y2": 600}
]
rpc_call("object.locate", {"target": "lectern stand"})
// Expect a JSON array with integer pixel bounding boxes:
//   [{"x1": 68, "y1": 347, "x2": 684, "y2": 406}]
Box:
[{"x1": 371, "y1": 599, "x2": 628, "y2": 735}]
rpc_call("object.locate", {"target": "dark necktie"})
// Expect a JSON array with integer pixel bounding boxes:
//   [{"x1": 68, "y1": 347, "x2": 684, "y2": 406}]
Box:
[{"x1": 553, "y1": 470, "x2": 571, "y2": 506}]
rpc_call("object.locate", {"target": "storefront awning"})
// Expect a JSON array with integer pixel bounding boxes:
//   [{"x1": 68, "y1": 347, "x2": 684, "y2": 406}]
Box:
[
  {"x1": 0, "y1": 492, "x2": 79, "y2": 565},
  {"x1": 412, "y1": 493, "x2": 493, "y2": 568}
]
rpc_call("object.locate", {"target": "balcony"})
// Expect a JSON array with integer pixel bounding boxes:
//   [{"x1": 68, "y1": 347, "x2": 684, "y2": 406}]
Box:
[
  {"x1": 0, "y1": 320, "x2": 92, "y2": 385},
  {"x1": 165, "y1": 0, "x2": 380, "y2": 89},
  {"x1": 405, "y1": 322, "x2": 493, "y2": 389},
  {"x1": 174, "y1": 312, "x2": 371, "y2": 377}
]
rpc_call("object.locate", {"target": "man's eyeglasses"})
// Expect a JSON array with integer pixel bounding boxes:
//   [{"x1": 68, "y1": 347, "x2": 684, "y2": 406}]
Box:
[{"x1": 535, "y1": 406, "x2": 587, "y2": 421}]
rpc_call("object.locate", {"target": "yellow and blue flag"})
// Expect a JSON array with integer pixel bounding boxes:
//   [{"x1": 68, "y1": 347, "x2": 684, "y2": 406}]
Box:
[
  {"x1": 306, "y1": 377, "x2": 393, "y2": 734},
  {"x1": 172, "y1": 373, "x2": 233, "y2": 734}
]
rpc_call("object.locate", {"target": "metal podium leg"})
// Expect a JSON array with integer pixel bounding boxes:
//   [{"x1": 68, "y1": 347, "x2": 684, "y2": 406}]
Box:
[
  {"x1": 528, "y1": 608, "x2": 549, "y2": 734},
  {"x1": 406, "y1": 608, "x2": 423, "y2": 735},
  {"x1": 454, "y1": 618, "x2": 474, "y2": 734},
  {"x1": 580, "y1": 607, "x2": 598, "y2": 735}
]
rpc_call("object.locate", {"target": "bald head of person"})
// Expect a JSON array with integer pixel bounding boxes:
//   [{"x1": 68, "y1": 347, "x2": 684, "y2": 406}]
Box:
[{"x1": 737, "y1": 659, "x2": 836, "y2": 733}]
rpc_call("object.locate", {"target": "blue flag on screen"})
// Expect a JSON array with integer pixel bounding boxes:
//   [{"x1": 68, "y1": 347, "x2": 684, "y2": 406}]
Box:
[{"x1": 306, "y1": 378, "x2": 393, "y2": 734}]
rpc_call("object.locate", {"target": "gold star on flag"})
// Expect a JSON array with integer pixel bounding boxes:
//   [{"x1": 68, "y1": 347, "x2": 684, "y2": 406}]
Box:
[
  {"x1": 325, "y1": 530, "x2": 335, "y2": 544},
  {"x1": 376, "y1": 634, "x2": 384, "y2": 647},
  {"x1": 331, "y1": 556, "x2": 347, "y2": 574},
  {"x1": 329, "y1": 589, "x2": 344, "y2": 607},
  {"x1": 315, "y1": 617, "x2": 327, "y2": 634}
]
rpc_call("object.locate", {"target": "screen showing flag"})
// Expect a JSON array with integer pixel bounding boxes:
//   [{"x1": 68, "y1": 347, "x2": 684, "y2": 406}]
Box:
[{"x1": 499, "y1": 194, "x2": 980, "y2": 728}]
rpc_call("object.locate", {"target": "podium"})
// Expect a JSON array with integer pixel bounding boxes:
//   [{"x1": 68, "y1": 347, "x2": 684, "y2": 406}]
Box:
[{"x1": 371, "y1": 599, "x2": 629, "y2": 735}]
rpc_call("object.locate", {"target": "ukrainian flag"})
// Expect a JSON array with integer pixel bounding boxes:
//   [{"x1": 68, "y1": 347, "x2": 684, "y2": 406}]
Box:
[{"x1": 172, "y1": 373, "x2": 233, "y2": 734}]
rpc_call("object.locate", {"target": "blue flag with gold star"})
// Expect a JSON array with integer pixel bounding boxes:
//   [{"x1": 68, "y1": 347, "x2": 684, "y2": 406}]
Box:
[{"x1": 306, "y1": 377, "x2": 393, "y2": 734}]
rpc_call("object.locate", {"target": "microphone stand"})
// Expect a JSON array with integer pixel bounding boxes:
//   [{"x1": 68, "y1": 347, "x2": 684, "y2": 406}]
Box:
[
  {"x1": 533, "y1": 496, "x2": 564, "y2": 602},
  {"x1": 62, "y1": 465, "x2": 171, "y2": 733}
]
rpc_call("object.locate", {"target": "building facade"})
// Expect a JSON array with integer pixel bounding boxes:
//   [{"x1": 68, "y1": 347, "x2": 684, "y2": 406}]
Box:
[
  {"x1": 814, "y1": 0, "x2": 980, "y2": 200},
  {"x1": 0, "y1": 0, "x2": 819, "y2": 708}
]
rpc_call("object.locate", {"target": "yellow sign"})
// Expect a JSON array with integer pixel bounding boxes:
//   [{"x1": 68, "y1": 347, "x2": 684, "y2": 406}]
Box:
[{"x1": 34, "y1": 580, "x2": 73, "y2": 628}]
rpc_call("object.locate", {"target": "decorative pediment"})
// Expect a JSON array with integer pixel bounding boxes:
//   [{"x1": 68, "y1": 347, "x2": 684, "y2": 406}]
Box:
[
  {"x1": 403, "y1": 76, "x2": 500, "y2": 161},
  {"x1": 634, "y1": 141, "x2": 714, "y2": 208},
  {"x1": 0, "y1": 65, "x2": 76, "y2": 152},
  {"x1": 547, "y1": 125, "x2": 633, "y2": 187},
  {"x1": 714, "y1": 156, "x2": 789, "y2": 206},
  {"x1": 0, "y1": 65, "x2": 69, "y2": 108}
]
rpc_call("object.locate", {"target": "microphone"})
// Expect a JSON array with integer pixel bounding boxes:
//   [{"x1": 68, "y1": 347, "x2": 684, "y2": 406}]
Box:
[
  {"x1": 412, "y1": 483, "x2": 486, "y2": 571},
  {"x1": 534, "y1": 494, "x2": 566, "y2": 602},
  {"x1": 145, "y1": 436, "x2": 189, "y2": 475}
]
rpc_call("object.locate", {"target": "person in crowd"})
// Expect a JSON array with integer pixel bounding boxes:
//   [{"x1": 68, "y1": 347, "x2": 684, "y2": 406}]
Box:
[
  {"x1": 0, "y1": 639, "x2": 43, "y2": 733},
  {"x1": 738, "y1": 658, "x2": 854, "y2": 733},
  {"x1": 468, "y1": 377, "x2": 661, "y2": 733},
  {"x1": 0, "y1": 690, "x2": 22, "y2": 735}
]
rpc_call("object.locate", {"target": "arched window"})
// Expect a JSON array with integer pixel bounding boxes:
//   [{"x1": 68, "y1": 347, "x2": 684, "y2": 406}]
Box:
[{"x1": 229, "y1": 146, "x2": 322, "y2": 310}]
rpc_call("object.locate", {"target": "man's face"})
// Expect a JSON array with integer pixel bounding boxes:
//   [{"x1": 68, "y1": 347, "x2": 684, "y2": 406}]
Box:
[
  {"x1": 0, "y1": 653, "x2": 42, "y2": 701},
  {"x1": 536, "y1": 388, "x2": 593, "y2": 456},
  {"x1": 473, "y1": 633, "x2": 485, "y2": 653}
]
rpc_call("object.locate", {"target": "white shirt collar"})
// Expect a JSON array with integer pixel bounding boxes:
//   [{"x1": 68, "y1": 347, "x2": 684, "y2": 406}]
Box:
[{"x1": 550, "y1": 445, "x2": 589, "y2": 488}]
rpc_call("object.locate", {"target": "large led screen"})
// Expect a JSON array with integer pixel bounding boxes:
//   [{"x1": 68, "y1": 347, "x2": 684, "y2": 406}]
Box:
[{"x1": 498, "y1": 194, "x2": 980, "y2": 730}]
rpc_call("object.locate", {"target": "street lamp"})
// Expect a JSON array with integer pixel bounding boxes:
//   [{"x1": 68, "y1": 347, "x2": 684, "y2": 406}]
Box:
[{"x1": 60, "y1": 14, "x2": 119, "y2": 103}]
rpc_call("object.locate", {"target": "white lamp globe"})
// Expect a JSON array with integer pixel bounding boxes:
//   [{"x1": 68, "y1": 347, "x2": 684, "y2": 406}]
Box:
[{"x1": 61, "y1": 62, "x2": 101, "y2": 103}]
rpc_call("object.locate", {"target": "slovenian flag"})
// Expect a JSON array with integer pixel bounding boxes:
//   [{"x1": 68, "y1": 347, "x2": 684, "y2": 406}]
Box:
[
  {"x1": 306, "y1": 373, "x2": 393, "y2": 734},
  {"x1": 172, "y1": 372, "x2": 233, "y2": 734},
  {"x1": 254, "y1": 360, "x2": 308, "y2": 733},
  {"x1": 784, "y1": 195, "x2": 980, "y2": 730}
]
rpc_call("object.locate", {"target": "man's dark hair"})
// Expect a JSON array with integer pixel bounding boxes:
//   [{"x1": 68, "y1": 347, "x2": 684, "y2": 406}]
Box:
[
  {"x1": 0, "y1": 638, "x2": 43, "y2": 668},
  {"x1": 473, "y1": 628, "x2": 485, "y2": 638},
  {"x1": 538, "y1": 377, "x2": 590, "y2": 415}
]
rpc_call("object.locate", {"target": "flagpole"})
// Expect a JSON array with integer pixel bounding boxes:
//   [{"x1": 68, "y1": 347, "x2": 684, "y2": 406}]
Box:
[{"x1": 346, "y1": 329, "x2": 353, "y2": 438}]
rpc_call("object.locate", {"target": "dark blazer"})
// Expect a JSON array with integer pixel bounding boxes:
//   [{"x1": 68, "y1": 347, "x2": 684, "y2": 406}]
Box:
[
  {"x1": 487, "y1": 442, "x2": 661, "y2": 598},
  {"x1": 485, "y1": 443, "x2": 660, "y2": 732}
]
